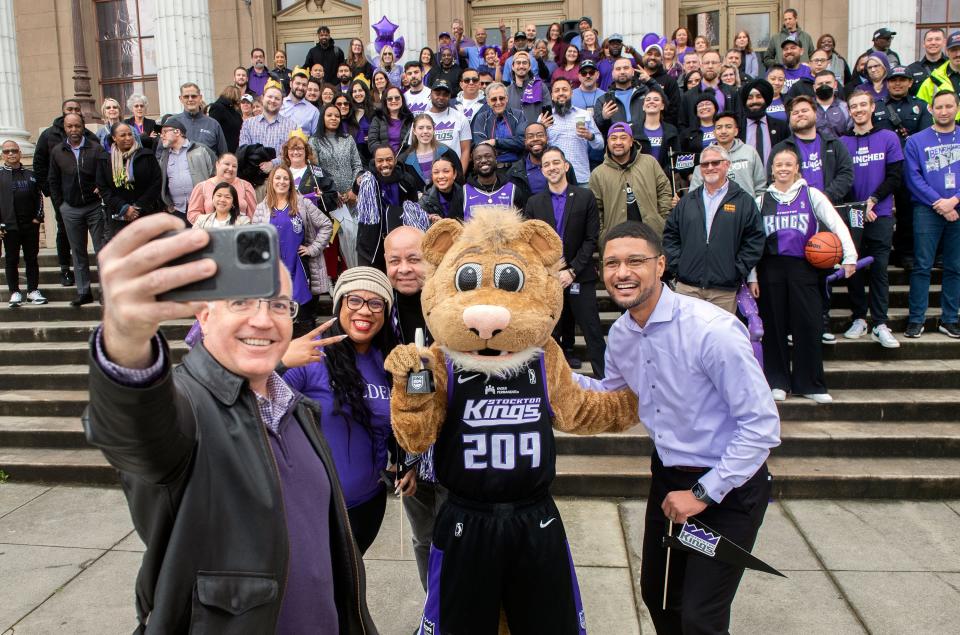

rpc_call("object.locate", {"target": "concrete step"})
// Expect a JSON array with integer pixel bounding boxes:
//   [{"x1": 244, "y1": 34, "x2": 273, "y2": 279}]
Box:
[
  {"x1": 551, "y1": 455, "x2": 960, "y2": 498},
  {"x1": 0, "y1": 342, "x2": 188, "y2": 367},
  {"x1": 0, "y1": 390, "x2": 90, "y2": 417},
  {"x1": 4, "y1": 447, "x2": 959, "y2": 498},
  {"x1": 0, "y1": 267, "x2": 98, "y2": 287},
  {"x1": 0, "y1": 320, "x2": 192, "y2": 343},
  {"x1": 775, "y1": 389, "x2": 960, "y2": 422},
  {"x1": 556, "y1": 421, "x2": 960, "y2": 458}
]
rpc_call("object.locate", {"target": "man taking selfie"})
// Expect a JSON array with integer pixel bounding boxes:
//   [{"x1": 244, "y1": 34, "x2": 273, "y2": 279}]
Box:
[{"x1": 83, "y1": 215, "x2": 377, "y2": 633}]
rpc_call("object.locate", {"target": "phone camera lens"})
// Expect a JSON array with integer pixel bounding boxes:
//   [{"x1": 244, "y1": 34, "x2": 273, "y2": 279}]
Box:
[{"x1": 237, "y1": 230, "x2": 270, "y2": 265}]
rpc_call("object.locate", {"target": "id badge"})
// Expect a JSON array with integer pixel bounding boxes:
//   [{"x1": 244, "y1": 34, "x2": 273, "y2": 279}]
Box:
[
  {"x1": 947, "y1": 172, "x2": 956, "y2": 190},
  {"x1": 569, "y1": 283, "x2": 580, "y2": 295}
]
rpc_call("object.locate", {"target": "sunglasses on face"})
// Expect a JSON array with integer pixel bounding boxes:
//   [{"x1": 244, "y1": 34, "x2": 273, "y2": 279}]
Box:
[
  {"x1": 462, "y1": 77, "x2": 480, "y2": 83},
  {"x1": 700, "y1": 160, "x2": 725, "y2": 169},
  {"x1": 386, "y1": 95, "x2": 403, "y2": 102}
]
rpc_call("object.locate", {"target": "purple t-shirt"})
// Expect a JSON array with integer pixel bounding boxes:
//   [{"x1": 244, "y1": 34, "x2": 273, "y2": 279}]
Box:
[
  {"x1": 269, "y1": 409, "x2": 339, "y2": 634},
  {"x1": 700, "y1": 125, "x2": 716, "y2": 148},
  {"x1": 841, "y1": 129, "x2": 904, "y2": 216},
  {"x1": 767, "y1": 97, "x2": 786, "y2": 121},
  {"x1": 387, "y1": 118, "x2": 404, "y2": 154},
  {"x1": 283, "y1": 348, "x2": 392, "y2": 508},
  {"x1": 795, "y1": 136, "x2": 825, "y2": 192},
  {"x1": 783, "y1": 65, "x2": 814, "y2": 92},
  {"x1": 526, "y1": 156, "x2": 548, "y2": 194},
  {"x1": 645, "y1": 125, "x2": 663, "y2": 161}
]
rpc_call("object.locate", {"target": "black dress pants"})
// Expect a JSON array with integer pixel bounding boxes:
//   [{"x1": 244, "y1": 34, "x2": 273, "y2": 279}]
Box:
[{"x1": 640, "y1": 452, "x2": 771, "y2": 635}]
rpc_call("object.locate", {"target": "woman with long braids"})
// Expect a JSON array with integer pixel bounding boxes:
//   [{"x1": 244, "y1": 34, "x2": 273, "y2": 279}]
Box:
[
  {"x1": 95, "y1": 122, "x2": 162, "y2": 242},
  {"x1": 283, "y1": 267, "x2": 413, "y2": 554},
  {"x1": 193, "y1": 182, "x2": 250, "y2": 228},
  {"x1": 252, "y1": 165, "x2": 333, "y2": 334}
]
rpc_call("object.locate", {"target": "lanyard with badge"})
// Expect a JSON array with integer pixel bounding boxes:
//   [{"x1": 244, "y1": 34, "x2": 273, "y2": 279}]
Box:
[{"x1": 936, "y1": 129, "x2": 958, "y2": 190}]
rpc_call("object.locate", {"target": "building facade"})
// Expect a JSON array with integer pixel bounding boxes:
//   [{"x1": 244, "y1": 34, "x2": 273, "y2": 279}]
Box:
[{"x1": 5, "y1": 0, "x2": 954, "y2": 154}]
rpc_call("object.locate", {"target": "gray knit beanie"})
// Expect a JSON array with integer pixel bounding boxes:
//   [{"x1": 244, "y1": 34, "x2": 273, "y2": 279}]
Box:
[{"x1": 332, "y1": 267, "x2": 394, "y2": 312}]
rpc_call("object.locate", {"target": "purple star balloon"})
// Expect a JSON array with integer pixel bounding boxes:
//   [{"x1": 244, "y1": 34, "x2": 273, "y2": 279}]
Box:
[{"x1": 372, "y1": 15, "x2": 405, "y2": 59}]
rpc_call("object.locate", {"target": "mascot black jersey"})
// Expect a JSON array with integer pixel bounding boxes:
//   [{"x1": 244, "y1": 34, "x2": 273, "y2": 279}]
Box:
[{"x1": 436, "y1": 354, "x2": 556, "y2": 503}]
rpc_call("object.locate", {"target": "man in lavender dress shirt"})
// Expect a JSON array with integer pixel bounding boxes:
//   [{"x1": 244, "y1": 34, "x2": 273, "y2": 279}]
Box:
[
  {"x1": 581, "y1": 220, "x2": 780, "y2": 633},
  {"x1": 83, "y1": 214, "x2": 376, "y2": 633}
]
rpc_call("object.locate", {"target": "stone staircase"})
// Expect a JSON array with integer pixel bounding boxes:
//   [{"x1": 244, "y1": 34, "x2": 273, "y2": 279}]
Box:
[{"x1": 1, "y1": 251, "x2": 959, "y2": 498}]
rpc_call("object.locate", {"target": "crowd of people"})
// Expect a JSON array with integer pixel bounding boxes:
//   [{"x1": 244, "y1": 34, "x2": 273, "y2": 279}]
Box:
[{"x1": 28, "y1": 10, "x2": 954, "y2": 635}]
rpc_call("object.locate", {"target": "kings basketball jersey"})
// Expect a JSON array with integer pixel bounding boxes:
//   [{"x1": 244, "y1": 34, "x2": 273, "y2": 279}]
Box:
[
  {"x1": 463, "y1": 183, "x2": 516, "y2": 221},
  {"x1": 760, "y1": 184, "x2": 818, "y2": 258},
  {"x1": 436, "y1": 355, "x2": 556, "y2": 502}
]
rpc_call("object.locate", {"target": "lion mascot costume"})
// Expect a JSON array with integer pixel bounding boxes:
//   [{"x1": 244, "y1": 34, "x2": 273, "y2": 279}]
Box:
[{"x1": 384, "y1": 208, "x2": 639, "y2": 634}]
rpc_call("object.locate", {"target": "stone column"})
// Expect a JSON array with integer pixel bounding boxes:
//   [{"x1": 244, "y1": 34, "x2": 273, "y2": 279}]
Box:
[
  {"x1": 155, "y1": 0, "x2": 215, "y2": 115},
  {"x1": 848, "y1": 0, "x2": 917, "y2": 68},
  {"x1": 0, "y1": 2, "x2": 34, "y2": 154},
  {"x1": 602, "y1": 0, "x2": 663, "y2": 50},
  {"x1": 368, "y1": 0, "x2": 427, "y2": 64}
]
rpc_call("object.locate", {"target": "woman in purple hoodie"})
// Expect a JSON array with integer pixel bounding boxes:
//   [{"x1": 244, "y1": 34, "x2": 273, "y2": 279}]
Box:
[{"x1": 283, "y1": 267, "x2": 412, "y2": 554}]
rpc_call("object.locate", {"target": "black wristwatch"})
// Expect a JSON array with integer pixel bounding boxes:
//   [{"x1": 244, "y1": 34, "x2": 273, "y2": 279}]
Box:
[{"x1": 692, "y1": 482, "x2": 715, "y2": 505}]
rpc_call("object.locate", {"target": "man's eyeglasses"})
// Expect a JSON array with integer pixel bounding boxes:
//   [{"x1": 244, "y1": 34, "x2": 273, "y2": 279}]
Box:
[
  {"x1": 1, "y1": 148, "x2": 20, "y2": 155},
  {"x1": 227, "y1": 298, "x2": 299, "y2": 318},
  {"x1": 343, "y1": 294, "x2": 386, "y2": 313},
  {"x1": 488, "y1": 96, "x2": 506, "y2": 103},
  {"x1": 579, "y1": 69, "x2": 597, "y2": 76},
  {"x1": 700, "y1": 159, "x2": 726, "y2": 169},
  {"x1": 181, "y1": 94, "x2": 201, "y2": 100},
  {"x1": 462, "y1": 76, "x2": 480, "y2": 84},
  {"x1": 603, "y1": 255, "x2": 659, "y2": 270}
]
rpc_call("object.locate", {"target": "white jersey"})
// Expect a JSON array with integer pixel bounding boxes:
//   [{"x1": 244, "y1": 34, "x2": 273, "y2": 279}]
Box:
[
  {"x1": 428, "y1": 107, "x2": 472, "y2": 158},
  {"x1": 456, "y1": 92, "x2": 485, "y2": 124},
  {"x1": 405, "y1": 87, "x2": 432, "y2": 115}
]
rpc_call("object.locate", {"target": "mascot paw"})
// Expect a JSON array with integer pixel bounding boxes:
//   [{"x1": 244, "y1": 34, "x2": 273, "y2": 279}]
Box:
[{"x1": 384, "y1": 343, "x2": 434, "y2": 378}]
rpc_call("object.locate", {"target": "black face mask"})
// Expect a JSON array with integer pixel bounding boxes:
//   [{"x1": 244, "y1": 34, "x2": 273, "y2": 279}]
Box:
[{"x1": 815, "y1": 85, "x2": 835, "y2": 100}]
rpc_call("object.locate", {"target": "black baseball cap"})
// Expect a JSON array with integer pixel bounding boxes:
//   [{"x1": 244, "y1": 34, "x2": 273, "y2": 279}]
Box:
[
  {"x1": 887, "y1": 66, "x2": 911, "y2": 80},
  {"x1": 873, "y1": 28, "x2": 896, "y2": 40},
  {"x1": 431, "y1": 79, "x2": 452, "y2": 93},
  {"x1": 947, "y1": 31, "x2": 960, "y2": 50},
  {"x1": 579, "y1": 59, "x2": 598, "y2": 73},
  {"x1": 513, "y1": 31, "x2": 528, "y2": 41},
  {"x1": 780, "y1": 35, "x2": 801, "y2": 49}
]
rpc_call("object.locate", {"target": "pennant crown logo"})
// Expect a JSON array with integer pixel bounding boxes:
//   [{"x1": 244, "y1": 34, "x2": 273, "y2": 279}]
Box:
[{"x1": 678, "y1": 522, "x2": 720, "y2": 557}]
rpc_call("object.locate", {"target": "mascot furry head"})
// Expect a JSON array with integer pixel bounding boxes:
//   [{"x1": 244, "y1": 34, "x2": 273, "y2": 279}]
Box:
[
  {"x1": 385, "y1": 206, "x2": 638, "y2": 454},
  {"x1": 421, "y1": 208, "x2": 563, "y2": 375}
]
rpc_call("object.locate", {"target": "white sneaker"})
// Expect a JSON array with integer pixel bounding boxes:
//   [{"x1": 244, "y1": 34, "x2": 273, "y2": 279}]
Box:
[
  {"x1": 871, "y1": 324, "x2": 900, "y2": 348},
  {"x1": 822, "y1": 332, "x2": 836, "y2": 345},
  {"x1": 844, "y1": 319, "x2": 868, "y2": 339},
  {"x1": 771, "y1": 389, "x2": 787, "y2": 401},
  {"x1": 25, "y1": 290, "x2": 47, "y2": 305},
  {"x1": 8, "y1": 291, "x2": 22, "y2": 307},
  {"x1": 803, "y1": 393, "x2": 834, "y2": 404}
]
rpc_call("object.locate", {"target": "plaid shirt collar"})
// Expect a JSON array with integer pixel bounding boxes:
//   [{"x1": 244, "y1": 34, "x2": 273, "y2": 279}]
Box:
[{"x1": 253, "y1": 372, "x2": 297, "y2": 434}]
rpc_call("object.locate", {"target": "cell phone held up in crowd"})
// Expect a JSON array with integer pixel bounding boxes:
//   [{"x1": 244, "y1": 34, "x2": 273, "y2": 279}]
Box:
[
  {"x1": 541, "y1": 104, "x2": 553, "y2": 118},
  {"x1": 156, "y1": 224, "x2": 281, "y2": 302}
]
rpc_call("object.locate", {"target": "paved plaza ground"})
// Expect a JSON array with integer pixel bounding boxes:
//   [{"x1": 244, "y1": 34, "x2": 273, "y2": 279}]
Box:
[{"x1": 2, "y1": 484, "x2": 959, "y2": 634}]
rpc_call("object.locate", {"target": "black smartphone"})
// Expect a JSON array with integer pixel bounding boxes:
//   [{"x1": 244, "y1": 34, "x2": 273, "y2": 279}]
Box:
[
  {"x1": 157, "y1": 224, "x2": 281, "y2": 302},
  {"x1": 541, "y1": 104, "x2": 553, "y2": 117}
]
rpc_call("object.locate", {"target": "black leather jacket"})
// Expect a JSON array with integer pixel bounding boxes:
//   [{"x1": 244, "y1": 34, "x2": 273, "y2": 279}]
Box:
[{"x1": 83, "y1": 337, "x2": 377, "y2": 634}]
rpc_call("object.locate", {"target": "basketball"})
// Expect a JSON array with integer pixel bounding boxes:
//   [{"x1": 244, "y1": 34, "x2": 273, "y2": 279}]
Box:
[{"x1": 805, "y1": 232, "x2": 843, "y2": 269}]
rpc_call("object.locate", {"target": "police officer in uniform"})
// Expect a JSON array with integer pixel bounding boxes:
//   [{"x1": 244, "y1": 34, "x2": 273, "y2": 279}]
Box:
[{"x1": 873, "y1": 66, "x2": 934, "y2": 268}]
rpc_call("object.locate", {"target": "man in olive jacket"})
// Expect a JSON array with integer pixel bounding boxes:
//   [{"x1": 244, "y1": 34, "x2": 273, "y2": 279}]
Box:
[
  {"x1": 83, "y1": 214, "x2": 377, "y2": 634},
  {"x1": 589, "y1": 122, "x2": 673, "y2": 241},
  {"x1": 663, "y1": 144, "x2": 765, "y2": 313}
]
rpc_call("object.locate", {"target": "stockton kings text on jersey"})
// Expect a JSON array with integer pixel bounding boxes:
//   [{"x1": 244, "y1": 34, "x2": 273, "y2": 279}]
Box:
[{"x1": 435, "y1": 355, "x2": 557, "y2": 502}]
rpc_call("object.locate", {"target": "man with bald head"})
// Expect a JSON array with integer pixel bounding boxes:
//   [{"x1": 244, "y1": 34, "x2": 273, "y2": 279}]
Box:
[
  {"x1": 84, "y1": 214, "x2": 376, "y2": 632},
  {"x1": 384, "y1": 225, "x2": 447, "y2": 591}
]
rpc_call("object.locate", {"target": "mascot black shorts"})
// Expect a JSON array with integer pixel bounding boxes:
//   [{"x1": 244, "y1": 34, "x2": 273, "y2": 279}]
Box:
[{"x1": 418, "y1": 493, "x2": 587, "y2": 635}]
